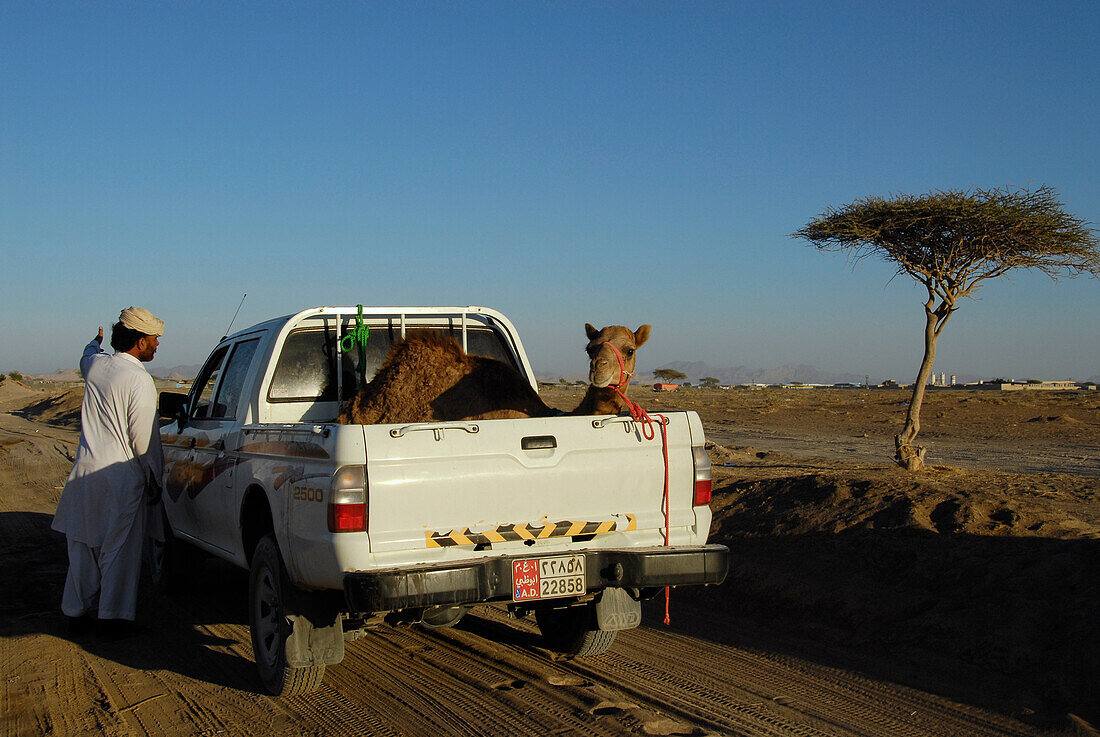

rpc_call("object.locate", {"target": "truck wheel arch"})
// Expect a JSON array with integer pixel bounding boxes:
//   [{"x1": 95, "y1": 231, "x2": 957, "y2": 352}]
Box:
[{"x1": 241, "y1": 485, "x2": 274, "y2": 565}]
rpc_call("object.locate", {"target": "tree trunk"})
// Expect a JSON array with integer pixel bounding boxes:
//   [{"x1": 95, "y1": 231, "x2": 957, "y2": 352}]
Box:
[{"x1": 895, "y1": 305, "x2": 939, "y2": 471}]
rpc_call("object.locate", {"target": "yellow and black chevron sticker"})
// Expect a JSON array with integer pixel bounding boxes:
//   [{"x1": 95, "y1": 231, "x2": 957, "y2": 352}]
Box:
[{"x1": 425, "y1": 514, "x2": 637, "y2": 548}]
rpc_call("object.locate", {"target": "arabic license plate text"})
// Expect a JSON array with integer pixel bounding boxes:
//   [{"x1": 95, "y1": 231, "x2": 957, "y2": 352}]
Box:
[{"x1": 512, "y1": 555, "x2": 586, "y2": 602}]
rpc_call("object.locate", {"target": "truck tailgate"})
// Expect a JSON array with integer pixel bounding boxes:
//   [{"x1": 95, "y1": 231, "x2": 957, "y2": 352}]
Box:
[{"x1": 362, "y1": 413, "x2": 699, "y2": 555}]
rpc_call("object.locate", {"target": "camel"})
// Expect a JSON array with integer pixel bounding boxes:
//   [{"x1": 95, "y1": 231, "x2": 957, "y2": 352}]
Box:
[
  {"x1": 336, "y1": 330, "x2": 553, "y2": 424},
  {"x1": 572, "y1": 323, "x2": 650, "y2": 415},
  {"x1": 336, "y1": 323, "x2": 651, "y2": 425}
]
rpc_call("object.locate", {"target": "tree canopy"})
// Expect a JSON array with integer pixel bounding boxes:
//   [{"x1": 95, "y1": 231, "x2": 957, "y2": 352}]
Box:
[
  {"x1": 654, "y1": 368, "x2": 686, "y2": 382},
  {"x1": 795, "y1": 186, "x2": 1100, "y2": 308}
]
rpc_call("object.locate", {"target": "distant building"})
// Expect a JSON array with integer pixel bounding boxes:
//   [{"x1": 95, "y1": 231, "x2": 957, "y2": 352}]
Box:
[
  {"x1": 929, "y1": 372, "x2": 951, "y2": 387},
  {"x1": 977, "y1": 380, "x2": 1080, "y2": 392}
]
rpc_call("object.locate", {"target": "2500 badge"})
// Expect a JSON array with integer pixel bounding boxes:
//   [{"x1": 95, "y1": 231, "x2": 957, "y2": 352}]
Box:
[{"x1": 293, "y1": 486, "x2": 324, "y2": 502}]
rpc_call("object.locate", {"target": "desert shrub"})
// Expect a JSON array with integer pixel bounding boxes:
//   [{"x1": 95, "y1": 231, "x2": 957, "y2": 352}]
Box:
[
  {"x1": 9, "y1": 371, "x2": 22, "y2": 382},
  {"x1": 0, "y1": 374, "x2": 6, "y2": 382}
]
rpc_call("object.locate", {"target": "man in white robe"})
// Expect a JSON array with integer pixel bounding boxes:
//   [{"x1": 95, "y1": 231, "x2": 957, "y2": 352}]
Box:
[{"x1": 52, "y1": 307, "x2": 165, "y2": 638}]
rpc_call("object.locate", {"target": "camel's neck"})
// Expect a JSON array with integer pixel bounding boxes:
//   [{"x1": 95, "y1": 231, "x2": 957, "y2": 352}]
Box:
[{"x1": 574, "y1": 384, "x2": 628, "y2": 416}]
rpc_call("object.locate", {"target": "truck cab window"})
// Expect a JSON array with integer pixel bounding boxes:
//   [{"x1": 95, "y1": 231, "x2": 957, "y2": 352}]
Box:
[
  {"x1": 211, "y1": 338, "x2": 260, "y2": 420},
  {"x1": 268, "y1": 323, "x2": 520, "y2": 405},
  {"x1": 340, "y1": 323, "x2": 393, "y2": 393},
  {"x1": 464, "y1": 328, "x2": 515, "y2": 366},
  {"x1": 190, "y1": 346, "x2": 229, "y2": 420},
  {"x1": 336, "y1": 325, "x2": 517, "y2": 392},
  {"x1": 269, "y1": 328, "x2": 343, "y2": 402}
]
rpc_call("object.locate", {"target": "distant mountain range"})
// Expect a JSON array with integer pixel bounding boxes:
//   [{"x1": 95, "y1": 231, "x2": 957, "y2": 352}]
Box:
[
  {"x1": 29, "y1": 363, "x2": 202, "y2": 384},
  {"x1": 151, "y1": 364, "x2": 202, "y2": 381},
  {"x1": 655, "y1": 361, "x2": 866, "y2": 386},
  {"x1": 653, "y1": 362, "x2": 1098, "y2": 386},
  {"x1": 536, "y1": 363, "x2": 865, "y2": 386}
]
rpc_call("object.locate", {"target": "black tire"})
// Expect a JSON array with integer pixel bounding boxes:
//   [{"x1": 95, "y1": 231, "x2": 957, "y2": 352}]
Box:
[
  {"x1": 535, "y1": 604, "x2": 617, "y2": 658},
  {"x1": 248, "y1": 534, "x2": 325, "y2": 696},
  {"x1": 419, "y1": 605, "x2": 469, "y2": 630},
  {"x1": 145, "y1": 507, "x2": 200, "y2": 594}
]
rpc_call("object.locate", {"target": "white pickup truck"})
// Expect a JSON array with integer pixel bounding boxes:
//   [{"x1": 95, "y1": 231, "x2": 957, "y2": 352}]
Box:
[{"x1": 154, "y1": 306, "x2": 728, "y2": 695}]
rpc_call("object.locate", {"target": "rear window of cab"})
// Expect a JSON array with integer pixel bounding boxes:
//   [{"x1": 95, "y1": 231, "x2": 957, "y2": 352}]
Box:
[{"x1": 267, "y1": 325, "x2": 517, "y2": 403}]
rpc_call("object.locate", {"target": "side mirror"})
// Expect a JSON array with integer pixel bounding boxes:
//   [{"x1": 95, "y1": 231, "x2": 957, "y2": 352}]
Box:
[
  {"x1": 159, "y1": 392, "x2": 189, "y2": 431},
  {"x1": 159, "y1": 391, "x2": 187, "y2": 419}
]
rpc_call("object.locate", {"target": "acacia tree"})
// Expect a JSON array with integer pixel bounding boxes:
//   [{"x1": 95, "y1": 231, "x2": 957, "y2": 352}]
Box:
[
  {"x1": 795, "y1": 186, "x2": 1100, "y2": 471},
  {"x1": 654, "y1": 368, "x2": 686, "y2": 382}
]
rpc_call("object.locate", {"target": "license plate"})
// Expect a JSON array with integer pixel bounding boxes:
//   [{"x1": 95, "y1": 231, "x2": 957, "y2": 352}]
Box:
[{"x1": 512, "y1": 555, "x2": 586, "y2": 602}]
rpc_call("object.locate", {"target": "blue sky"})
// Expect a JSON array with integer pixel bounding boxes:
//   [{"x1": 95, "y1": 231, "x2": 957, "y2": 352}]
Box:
[{"x1": 2, "y1": 1, "x2": 1098, "y2": 382}]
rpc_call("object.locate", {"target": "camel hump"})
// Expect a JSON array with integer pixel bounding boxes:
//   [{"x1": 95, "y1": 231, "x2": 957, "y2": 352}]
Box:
[
  {"x1": 399, "y1": 329, "x2": 464, "y2": 352},
  {"x1": 387, "y1": 329, "x2": 467, "y2": 362}
]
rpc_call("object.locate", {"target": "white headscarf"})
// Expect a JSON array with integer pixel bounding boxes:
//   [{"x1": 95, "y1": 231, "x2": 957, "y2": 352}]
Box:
[{"x1": 119, "y1": 307, "x2": 165, "y2": 336}]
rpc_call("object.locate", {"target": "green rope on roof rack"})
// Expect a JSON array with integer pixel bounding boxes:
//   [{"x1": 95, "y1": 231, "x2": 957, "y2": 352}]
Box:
[{"x1": 341, "y1": 305, "x2": 370, "y2": 390}]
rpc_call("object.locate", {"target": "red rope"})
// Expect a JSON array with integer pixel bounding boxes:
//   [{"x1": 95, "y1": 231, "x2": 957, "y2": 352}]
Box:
[{"x1": 604, "y1": 343, "x2": 672, "y2": 625}]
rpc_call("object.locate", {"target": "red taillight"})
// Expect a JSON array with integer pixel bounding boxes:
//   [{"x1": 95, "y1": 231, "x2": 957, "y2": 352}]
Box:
[
  {"x1": 693, "y1": 478, "x2": 713, "y2": 506},
  {"x1": 329, "y1": 465, "x2": 367, "y2": 533},
  {"x1": 692, "y1": 446, "x2": 712, "y2": 506},
  {"x1": 328, "y1": 502, "x2": 366, "y2": 533}
]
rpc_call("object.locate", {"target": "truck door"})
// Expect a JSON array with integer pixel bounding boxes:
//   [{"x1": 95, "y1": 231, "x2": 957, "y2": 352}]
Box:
[
  {"x1": 190, "y1": 337, "x2": 261, "y2": 553},
  {"x1": 164, "y1": 345, "x2": 227, "y2": 543},
  {"x1": 165, "y1": 338, "x2": 262, "y2": 553}
]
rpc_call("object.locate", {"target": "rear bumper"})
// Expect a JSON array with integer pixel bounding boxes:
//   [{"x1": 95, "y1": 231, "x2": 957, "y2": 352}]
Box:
[{"x1": 343, "y1": 544, "x2": 729, "y2": 614}]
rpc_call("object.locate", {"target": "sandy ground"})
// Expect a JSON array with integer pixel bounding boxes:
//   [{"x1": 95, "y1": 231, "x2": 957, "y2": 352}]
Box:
[{"x1": 1, "y1": 379, "x2": 1097, "y2": 736}]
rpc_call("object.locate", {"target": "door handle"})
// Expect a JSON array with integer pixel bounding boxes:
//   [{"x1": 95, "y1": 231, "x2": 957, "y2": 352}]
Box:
[{"x1": 521, "y1": 435, "x2": 557, "y2": 450}]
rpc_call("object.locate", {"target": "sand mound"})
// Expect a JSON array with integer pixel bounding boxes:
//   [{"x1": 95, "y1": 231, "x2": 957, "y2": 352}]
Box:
[
  {"x1": 711, "y1": 468, "x2": 1100, "y2": 540},
  {"x1": 0, "y1": 379, "x2": 43, "y2": 408},
  {"x1": 1028, "y1": 414, "x2": 1081, "y2": 424},
  {"x1": 15, "y1": 387, "x2": 83, "y2": 429},
  {"x1": 701, "y1": 450, "x2": 1100, "y2": 725}
]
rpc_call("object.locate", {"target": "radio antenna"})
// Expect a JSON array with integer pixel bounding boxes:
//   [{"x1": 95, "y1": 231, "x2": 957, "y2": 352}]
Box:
[{"x1": 221, "y1": 294, "x2": 247, "y2": 341}]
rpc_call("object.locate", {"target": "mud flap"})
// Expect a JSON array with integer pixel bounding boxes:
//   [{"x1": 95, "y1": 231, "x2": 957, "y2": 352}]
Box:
[
  {"x1": 284, "y1": 590, "x2": 346, "y2": 667},
  {"x1": 595, "y1": 587, "x2": 641, "y2": 632}
]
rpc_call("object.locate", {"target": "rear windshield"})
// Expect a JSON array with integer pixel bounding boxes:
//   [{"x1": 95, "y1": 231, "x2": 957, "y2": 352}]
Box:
[{"x1": 267, "y1": 325, "x2": 518, "y2": 403}]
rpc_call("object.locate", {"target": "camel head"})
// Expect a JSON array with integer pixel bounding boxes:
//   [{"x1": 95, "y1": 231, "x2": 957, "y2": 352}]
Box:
[{"x1": 584, "y1": 323, "x2": 651, "y2": 390}]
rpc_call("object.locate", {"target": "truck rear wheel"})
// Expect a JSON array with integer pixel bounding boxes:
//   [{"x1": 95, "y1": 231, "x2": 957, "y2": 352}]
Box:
[
  {"x1": 249, "y1": 534, "x2": 325, "y2": 695},
  {"x1": 535, "y1": 604, "x2": 617, "y2": 658}
]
